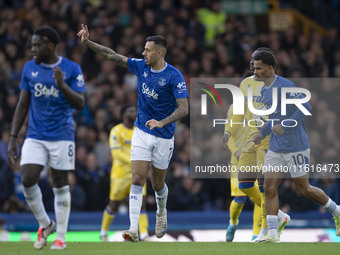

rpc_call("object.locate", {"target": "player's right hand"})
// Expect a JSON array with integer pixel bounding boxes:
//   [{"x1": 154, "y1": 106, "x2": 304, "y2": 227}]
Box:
[
  {"x1": 7, "y1": 138, "x2": 18, "y2": 165},
  {"x1": 77, "y1": 24, "x2": 89, "y2": 42},
  {"x1": 253, "y1": 133, "x2": 264, "y2": 145}
]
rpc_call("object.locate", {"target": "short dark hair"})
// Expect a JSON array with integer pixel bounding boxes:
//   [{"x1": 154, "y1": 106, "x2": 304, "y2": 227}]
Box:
[
  {"x1": 146, "y1": 35, "x2": 167, "y2": 49},
  {"x1": 120, "y1": 104, "x2": 133, "y2": 119},
  {"x1": 253, "y1": 50, "x2": 277, "y2": 68},
  {"x1": 33, "y1": 26, "x2": 60, "y2": 45},
  {"x1": 255, "y1": 47, "x2": 274, "y2": 54}
]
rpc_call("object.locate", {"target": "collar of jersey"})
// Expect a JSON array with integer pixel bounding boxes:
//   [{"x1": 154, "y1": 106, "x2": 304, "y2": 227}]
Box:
[
  {"x1": 264, "y1": 75, "x2": 278, "y2": 89},
  {"x1": 151, "y1": 62, "x2": 168, "y2": 73},
  {"x1": 41, "y1": 56, "x2": 62, "y2": 68}
]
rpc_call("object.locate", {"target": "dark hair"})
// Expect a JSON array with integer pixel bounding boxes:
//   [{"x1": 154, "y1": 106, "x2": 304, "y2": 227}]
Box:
[
  {"x1": 33, "y1": 26, "x2": 60, "y2": 45},
  {"x1": 253, "y1": 50, "x2": 277, "y2": 68},
  {"x1": 120, "y1": 104, "x2": 133, "y2": 119},
  {"x1": 255, "y1": 47, "x2": 274, "y2": 54},
  {"x1": 146, "y1": 35, "x2": 167, "y2": 48}
]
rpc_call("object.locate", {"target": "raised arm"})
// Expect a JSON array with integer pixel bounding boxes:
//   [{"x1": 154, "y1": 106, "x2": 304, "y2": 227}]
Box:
[{"x1": 77, "y1": 24, "x2": 127, "y2": 67}]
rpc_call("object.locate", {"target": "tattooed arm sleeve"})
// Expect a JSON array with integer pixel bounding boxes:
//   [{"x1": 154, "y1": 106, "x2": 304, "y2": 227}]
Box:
[
  {"x1": 161, "y1": 98, "x2": 188, "y2": 126},
  {"x1": 84, "y1": 40, "x2": 128, "y2": 67}
]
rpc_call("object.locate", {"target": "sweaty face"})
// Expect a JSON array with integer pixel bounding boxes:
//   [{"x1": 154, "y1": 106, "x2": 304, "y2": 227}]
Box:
[
  {"x1": 253, "y1": 59, "x2": 272, "y2": 81},
  {"x1": 142, "y1": 41, "x2": 158, "y2": 66},
  {"x1": 31, "y1": 35, "x2": 52, "y2": 64}
]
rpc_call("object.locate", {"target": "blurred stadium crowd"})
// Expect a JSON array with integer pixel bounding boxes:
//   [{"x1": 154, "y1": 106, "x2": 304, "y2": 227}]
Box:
[{"x1": 0, "y1": 0, "x2": 340, "y2": 214}]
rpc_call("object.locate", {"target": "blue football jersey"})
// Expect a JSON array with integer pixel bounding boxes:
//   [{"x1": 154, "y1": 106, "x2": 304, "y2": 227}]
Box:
[
  {"x1": 127, "y1": 58, "x2": 188, "y2": 139},
  {"x1": 20, "y1": 57, "x2": 85, "y2": 141},
  {"x1": 260, "y1": 76, "x2": 311, "y2": 153}
]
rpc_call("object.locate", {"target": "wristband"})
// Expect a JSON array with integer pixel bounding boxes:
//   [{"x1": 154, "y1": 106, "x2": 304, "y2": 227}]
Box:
[{"x1": 10, "y1": 134, "x2": 18, "y2": 138}]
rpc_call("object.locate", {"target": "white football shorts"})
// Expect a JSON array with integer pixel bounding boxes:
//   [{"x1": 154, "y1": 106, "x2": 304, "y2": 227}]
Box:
[
  {"x1": 264, "y1": 148, "x2": 310, "y2": 178},
  {"x1": 131, "y1": 127, "x2": 174, "y2": 170},
  {"x1": 21, "y1": 138, "x2": 75, "y2": 170}
]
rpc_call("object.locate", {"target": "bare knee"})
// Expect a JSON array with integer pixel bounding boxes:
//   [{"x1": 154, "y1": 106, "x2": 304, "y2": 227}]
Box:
[
  {"x1": 152, "y1": 182, "x2": 164, "y2": 192},
  {"x1": 108, "y1": 201, "x2": 120, "y2": 213},
  {"x1": 264, "y1": 181, "x2": 278, "y2": 198},
  {"x1": 132, "y1": 172, "x2": 146, "y2": 186},
  {"x1": 151, "y1": 166, "x2": 167, "y2": 192},
  {"x1": 21, "y1": 171, "x2": 39, "y2": 188},
  {"x1": 21, "y1": 176, "x2": 37, "y2": 188},
  {"x1": 295, "y1": 185, "x2": 311, "y2": 198},
  {"x1": 51, "y1": 170, "x2": 69, "y2": 188},
  {"x1": 21, "y1": 165, "x2": 42, "y2": 188},
  {"x1": 131, "y1": 161, "x2": 149, "y2": 186}
]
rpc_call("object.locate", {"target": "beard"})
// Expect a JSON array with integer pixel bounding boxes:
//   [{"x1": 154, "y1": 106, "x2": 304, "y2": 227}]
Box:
[
  {"x1": 34, "y1": 54, "x2": 48, "y2": 64},
  {"x1": 34, "y1": 57, "x2": 42, "y2": 64},
  {"x1": 128, "y1": 116, "x2": 136, "y2": 123}
]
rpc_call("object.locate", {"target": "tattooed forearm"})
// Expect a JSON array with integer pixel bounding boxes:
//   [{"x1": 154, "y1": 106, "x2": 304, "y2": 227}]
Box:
[
  {"x1": 84, "y1": 40, "x2": 127, "y2": 67},
  {"x1": 161, "y1": 98, "x2": 188, "y2": 126}
]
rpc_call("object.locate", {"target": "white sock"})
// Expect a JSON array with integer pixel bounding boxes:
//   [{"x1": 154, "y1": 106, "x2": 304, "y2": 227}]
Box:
[
  {"x1": 53, "y1": 185, "x2": 71, "y2": 242},
  {"x1": 23, "y1": 184, "x2": 50, "y2": 228},
  {"x1": 267, "y1": 215, "x2": 278, "y2": 238},
  {"x1": 100, "y1": 230, "x2": 108, "y2": 236},
  {"x1": 258, "y1": 227, "x2": 268, "y2": 237},
  {"x1": 323, "y1": 198, "x2": 340, "y2": 217},
  {"x1": 155, "y1": 183, "x2": 168, "y2": 215},
  {"x1": 277, "y1": 209, "x2": 284, "y2": 219},
  {"x1": 129, "y1": 184, "x2": 143, "y2": 231}
]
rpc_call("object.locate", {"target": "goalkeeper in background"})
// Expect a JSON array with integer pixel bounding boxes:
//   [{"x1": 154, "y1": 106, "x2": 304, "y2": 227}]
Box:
[
  {"x1": 223, "y1": 104, "x2": 261, "y2": 242},
  {"x1": 100, "y1": 105, "x2": 149, "y2": 241}
]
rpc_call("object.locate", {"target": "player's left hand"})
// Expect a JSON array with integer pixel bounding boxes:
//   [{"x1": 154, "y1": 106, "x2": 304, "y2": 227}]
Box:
[
  {"x1": 7, "y1": 138, "x2": 18, "y2": 165},
  {"x1": 272, "y1": 124, "x2": 285, "y2": 136},
  {"x1": 53, "y1": 67, "x2": 65, "y2": 88},
  {"x1": 146, "y1": 119, "x2": 164, "y2": 130}
]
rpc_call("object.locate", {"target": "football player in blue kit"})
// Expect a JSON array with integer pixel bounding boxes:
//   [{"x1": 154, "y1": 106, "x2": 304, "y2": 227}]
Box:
[
  {"x1": 253, "y1": 50, "x2": 340, "y2": 242},
  {"x1": 78, "y1": 24, "x2": 188, "y2": 242},
  {"x1": 8, "y1": 26, "x2": 85, "y2": 249}
]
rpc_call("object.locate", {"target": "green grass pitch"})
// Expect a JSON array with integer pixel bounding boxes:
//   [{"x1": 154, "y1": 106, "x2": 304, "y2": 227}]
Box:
[{"x1": 0, "y1": 242, "x2": 339, "y2": 255}]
